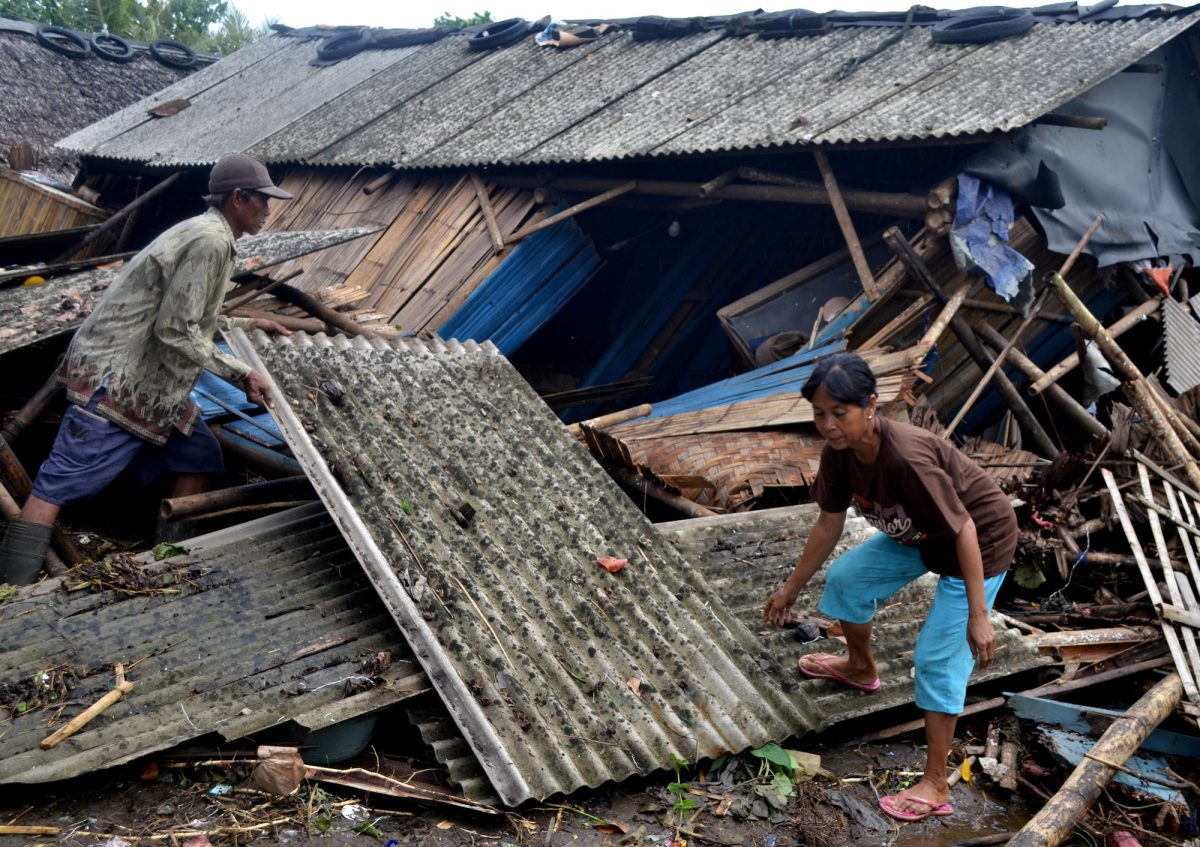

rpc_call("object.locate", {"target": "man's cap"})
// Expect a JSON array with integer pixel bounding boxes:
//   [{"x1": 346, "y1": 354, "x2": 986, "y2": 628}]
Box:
[{"x1": 208, "y1": 153, "x2": 293, "y2": 199}]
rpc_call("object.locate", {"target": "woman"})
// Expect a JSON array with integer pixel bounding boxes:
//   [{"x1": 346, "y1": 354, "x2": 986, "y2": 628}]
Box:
[{"x1": 763, "y1": 352, "x2": 1015, "y2": 822}]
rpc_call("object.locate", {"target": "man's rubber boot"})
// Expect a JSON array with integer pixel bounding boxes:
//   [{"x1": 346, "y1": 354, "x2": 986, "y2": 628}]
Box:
[{"x1": 0, "y1": 518, "x2": 54, "y2": 584}]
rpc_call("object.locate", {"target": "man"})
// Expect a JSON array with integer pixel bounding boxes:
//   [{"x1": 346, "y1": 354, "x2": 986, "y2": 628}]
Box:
[{"x1": 0, "y1": 153, "x2": 294, "y2": 584}]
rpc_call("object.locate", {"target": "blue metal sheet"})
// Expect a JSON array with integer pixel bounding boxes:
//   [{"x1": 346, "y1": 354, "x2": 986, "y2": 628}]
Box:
[
  {"x1": 1038, "y1": 725, "x2": 1186, "y2": 805},
  {"x1": 438, "y1": 214, "x2": 602, "y2": 355}
]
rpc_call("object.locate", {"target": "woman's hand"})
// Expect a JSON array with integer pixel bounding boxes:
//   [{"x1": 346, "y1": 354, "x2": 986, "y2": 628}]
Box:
[
  {"x1": 763, "y1": 585, "x2": 800, "y2": 627},
  {"x1": 967, "y1": 613, "x2": 996, "y2": 669}
]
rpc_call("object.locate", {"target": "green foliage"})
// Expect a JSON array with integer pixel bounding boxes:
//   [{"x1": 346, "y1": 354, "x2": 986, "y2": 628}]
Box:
[
  {"x1": 0, "y1": 0, "x2": 269, "y2": 53},
  {"x1": 432, "y1": 9, "x2": 492, "y2": 27},
  {"x1": 152, "y1": 542, "x2": 189, "y2": 560},
  {"x1": 748, "y1": 743, "x2": 804, "y2": 802},
  {"x1": 400, "y1": 499, "x2": 413, "y2": 516},
  {"x1": 354, "y1": 820, "x2": 385, "y2": 838},
  {"x1": 666, "y1": 753, "x2": 696, "y2": 817}
]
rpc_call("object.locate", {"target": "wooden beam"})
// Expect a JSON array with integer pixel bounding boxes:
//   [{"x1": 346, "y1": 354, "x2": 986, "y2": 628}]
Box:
[
  {"x1": 1028, "y1": 297, "x2": 1162, "y2": 395},
  {"x1": 52, "y1": 172, "x2": 182, "y2": 264},
  {"x1": 469, "y1": 172, "x2": 505, "y2": 252},
  {"x1": 503, "y1": 181, "x2": 636, "y2": 245},
  {"x1": 813, "y1": 150, "x2": 879, "y2": 300}
]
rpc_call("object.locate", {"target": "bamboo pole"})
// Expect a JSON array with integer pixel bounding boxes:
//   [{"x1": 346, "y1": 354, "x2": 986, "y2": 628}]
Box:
[
  {"x1": 1, "y1": 371, "x2": 63, "y2": 444},
  {"x1": 892, "y1": 290, "x2": 1073, "y2": 323},
  {"x1": 976, "y1": 323, "x2": 1107, "y2": 439},
  {"x1": 0, "y1": 826, "x2": 62, "y2": 836},
  {"x1": 910, "y1": 288, "x2": 967, "y2": 359},
  {"x1": 813, "y1": 150, "x2": 879, "y2": 300},
  {"x1": 492, "y1": 173, "x2": 931, "y2": 219},
  {"x1": 229, "y1": 308, "x2": 327, "y2": 334},
  {"x1": 52, "y1": 173, "x2": 181, "y2": 264},
  {"x1": 1006, "y1": 672, "x2": 1183, "y2": 847},
  {"x1": 270, "y1": 284, "x2": 379, "y2": 339},
  {"x1": 608, "y1": 466, "x2": 718, "y2": 519},
  {"x1": 160, "y1": 475, "x2": 313, "y2": 520},
  {"x1": 503, "y1": 181, "x2": 637, "y2": 245},
  {"x1": 41, "y1": 664, "x2": 135, "y2": 749},
  {"x1": 468, "y1": 172, "x2": 505, "y2": 252},
  {"x1": 221, "y1": 268, "x2": 304, "y2": 314},
  {"x1": 1053, "y1": 276, "x2": 1200, "y2": 490},
  {"x1": 883, "y1": 228, "x2": 1059, "y2": 458},
  {"x1": 1028, "y1": 298, "x2": 1162, "y2": 395},
  {"x1": 0, "y1": 436, "x2": 80, "y2": 564}
]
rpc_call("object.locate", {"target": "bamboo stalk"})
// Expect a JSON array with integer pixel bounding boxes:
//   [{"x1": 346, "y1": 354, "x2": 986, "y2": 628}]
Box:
[
  {"x1": 854, "y1": 292, "x2": 935, "y2": 351},
  {"x1": 504, "y1": 181, "x2": 636, "y2": 245},
  {"x1": 160, "y1": 475, "x2": 313, "y2": 520},
  {"x1": 222, "y1": 268, "x2": 304, "y2": 314},
  {"x1": 271, "y1": 283, "x2": 379, "y2": 339},
  {"x1": 975, "y1": 323, "x2": 1107, "y2": 439},
  {"x1": 52, "y1": 173, "x2": 181, "y2": 264},
  {"x1": 469, "y1": 172, "x2": 505, "y2": 252},
  {"x1": 734, "y1": 166, "x2": 931, "y2": 218},
  {"x1": 813, "y1": 150, "x2": 879, "y2": 300},
  {"x1": 883, "y1": 228, "x2": 1059, "y2": 458},
  {"x1": 40, "y1": 664, "x2": 134, "y2": 749},
  {"x1": 1, "y1": 371, "x2": 63, "y2": 444},
  {"x1": 0, "y1": 825, "x2": 61, "y2": 835},
  {"x1": 1028, "y1": 297, "x2": 1162, "y2": 395},
  {"x1": 607, "y1": 466, "x2": 717, "y2": 518},
  {"x1": 892, "y1": 289, "x2": 1073, "y2": 323},
  {"x1": 1053, "y1": 277, "x2": 1200, "y2": 490},
  {"x1": 1007, "y1": 672, "x2": 1183, "y2": 847}
]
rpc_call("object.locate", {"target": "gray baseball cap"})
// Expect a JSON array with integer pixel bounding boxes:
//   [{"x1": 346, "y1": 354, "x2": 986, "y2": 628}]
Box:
[{"x1": 208, "y1": 153, "x2": 293, "y2": 199}]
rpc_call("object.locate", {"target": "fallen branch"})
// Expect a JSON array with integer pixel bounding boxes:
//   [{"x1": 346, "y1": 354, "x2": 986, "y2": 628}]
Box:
[{"x1": 40, "y1": 664, "x2": 134, "y2": 749}]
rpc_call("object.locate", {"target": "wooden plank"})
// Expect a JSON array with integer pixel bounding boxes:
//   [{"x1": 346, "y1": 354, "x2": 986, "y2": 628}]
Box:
[
  {"x1": 1102, "y1": 468, "x2": 1200, "y2": 704},
  {"x1": 470, "y1": 172, "x2": 505, "y2": 252}
]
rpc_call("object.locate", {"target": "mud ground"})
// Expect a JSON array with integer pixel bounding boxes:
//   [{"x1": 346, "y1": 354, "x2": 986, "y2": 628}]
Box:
[{"x1": 0, "y1": 729, "x2": 1036, "y2": 847}]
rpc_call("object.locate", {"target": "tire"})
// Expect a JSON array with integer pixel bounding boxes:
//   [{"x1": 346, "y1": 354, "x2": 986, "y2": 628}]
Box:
[
  {"x1": 149, "y1": 39, "x2": 198, "y2": 69},
  {"x1": 36, "y1": 25, "x2": 92, "y2": 59},
  {"x1": 468, "y1": 18, "x2": 530, "y2": 51},
  {"x1": 91, "y1": 32, "x2": 135, "y2": 63},
  {"x1": 931, "y1": 10, "x2": 1035, "y2": 44},
  {"x1": 316, "y1": 27, "x2": 372, "y2": 61}
]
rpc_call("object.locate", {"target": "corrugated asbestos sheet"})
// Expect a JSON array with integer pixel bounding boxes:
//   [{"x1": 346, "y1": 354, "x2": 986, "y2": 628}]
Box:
[
  {"x1": 226, "y1": 329, "x2": 831, "y2": 807},
  {"x1": 1163, "y1": 296, "x2": 1200, "y2": 394},
  {"x1": 0, "y1": 503, "x2": 429, "y2": 784},
  {"x1": 661, "y1": 505, "x2": 1047, "y2": 723},
  {"x1": 57, "y1": 14, "x2": 1200, "y2": 169},
  {"x1": 0, "y1": 227, "x2": 376, "y2": 356}
]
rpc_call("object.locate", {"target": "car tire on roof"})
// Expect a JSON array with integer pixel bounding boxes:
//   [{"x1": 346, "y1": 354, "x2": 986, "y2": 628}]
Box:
[
  {"x1": 149, "y1": 38, "x2": 198, "y2": 69},
  {"x1": 36, "y1": 25, "x2": 92, "y2": 59},
  {"x1": 316, "y1": 27, "x2": 373, "y2": 61},
  {"x1": 467, "y1": 18, "x2": 531, "y2": 51},
  {"x1": 931, "y1": 9, "x2": 1035, "y2": 44},
  {"x1": 91, "y1": 33, "x2": 136, "y2": 63}
]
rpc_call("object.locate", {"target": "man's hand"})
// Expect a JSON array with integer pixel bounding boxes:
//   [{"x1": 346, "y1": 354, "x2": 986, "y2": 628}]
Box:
[
  {"x1": 243, "y1": 370, "x2": 274, "y2": 408},
  {"x1": 249, "y1": 318, "x2": 293, "y2": 336}
]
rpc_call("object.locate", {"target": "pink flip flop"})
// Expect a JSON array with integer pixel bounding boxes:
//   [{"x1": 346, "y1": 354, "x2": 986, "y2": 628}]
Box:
[
  {"x1": 797, "y1": 653, "x2": 880, "y2": 692},
  {"x1": 879, "y1": 794, "x2": 955, "y2": 822}
]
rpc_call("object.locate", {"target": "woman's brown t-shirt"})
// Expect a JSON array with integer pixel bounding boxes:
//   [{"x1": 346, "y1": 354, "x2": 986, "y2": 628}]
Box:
[{"x1": 812, "y1": 416, "x2": 1017, "y2": 578}]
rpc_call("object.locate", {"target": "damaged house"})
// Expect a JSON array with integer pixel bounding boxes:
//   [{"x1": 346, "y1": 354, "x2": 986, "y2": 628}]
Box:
[{"x1": 1, "y1": 3, "x2": 1199, "y2": 842}]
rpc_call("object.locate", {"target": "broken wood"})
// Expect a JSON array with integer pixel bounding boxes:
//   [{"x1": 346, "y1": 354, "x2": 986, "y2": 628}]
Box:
[
  {"x1": 1028, "y1": 298, "x2": 1162, "y2": 395},
  {"x1": 160, "y1": 475, "x2": 313, "y2": 520},
  {"x1": 40, "y1": 664, "x2": 134, "y2": 749},
  {"x1": 469, "y1": 172, "x2": 505, "y2": 252},
  {"x1": 362, "y1": 170, "x2": 394, "y2": 195},
  {"x1": 892, "y1": 289, "x2": 1073, "y2": 323},
  {"x1": 698, "y1": 168, "x2": 738, "y2": 198},
  {"x1": 607, "y1": 466, "x2": 717, "y2": 519},
  {"x1": 976, "y1": 322, "x2": 1107, "y2": 439},
  {"x1": 813, "y1": 150, "x2": 879, "y2": 300},
  {"x1": 211, "y1": 426, "x2": 303, "y2": 476},
  {"x1": 228, "y1": 308, "x2": 327, "y2": 334},
  {"x1": 883, "y1": 227, "x2": 1059, "y2": 458},
  {"x1": 221, "y1": 268, "x2": 304, "y2": 314},
  {"x1": 52, "y1": 173, "x2": 182, "y2": 264},
  {"x1": 999, "y1": 741, "x2": 1018, "y2": 791},
  {"x1": 858, "y1": 696, "x2": 1007, "y2": 742},
  {"x1": 503, "y1": 181, "x2": 636, "y2": 245},
  {"x1": 493, "y1": 172, "x2": 932, "y2": 219},
  {"x1": 985, "y1": 722, "x2": 1002, "y2": 760},
  {"x1": 946, "y1": 216, "x2": 1101, "y2": 439},
  {"x1": 568, "y1": 403, "x2": 653, "y2": 438},
  {"x1": 0, "y1": 436, "x2": 80, "y2": 564},
  {"x1": 270, "y1": 283, "x2": 379, "y2": 339},
  {"x1": 1007, "y1": 672, "x2": 1183, "y2": 847},
  {"x1": 1054, "y1": 280, "x2": 1200, "y2": 490},
  {"x1": 0, "y1": 825, "x2": 61, "y2": 836},
  {"x1": 1, "y1": 371, "x2": 63, "y2": 444}
]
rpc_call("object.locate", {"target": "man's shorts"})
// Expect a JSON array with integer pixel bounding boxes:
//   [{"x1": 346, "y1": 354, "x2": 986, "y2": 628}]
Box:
[
  {"x1": 30, "y1": 394, "x2": 224, "y2": 507},
  {"x1": 817, "y1": 532, "x2": 1007, "y2": 715}
]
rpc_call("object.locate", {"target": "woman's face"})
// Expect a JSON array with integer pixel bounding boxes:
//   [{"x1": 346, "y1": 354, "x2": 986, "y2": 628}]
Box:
[{"x1": 810, "y1": 384, "x2": 876, "y2": 450}]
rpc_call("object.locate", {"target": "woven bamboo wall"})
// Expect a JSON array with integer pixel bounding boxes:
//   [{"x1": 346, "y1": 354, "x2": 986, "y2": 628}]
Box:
[
  {"x1": 0, "y1": 169, "x2": 109, "y2": 256},
  {"x1": 259, "y1": 169, "x2": 541, "y2": 332}
]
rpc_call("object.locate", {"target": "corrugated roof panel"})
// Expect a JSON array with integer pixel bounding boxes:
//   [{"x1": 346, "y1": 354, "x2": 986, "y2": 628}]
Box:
[
  {"x1": 0, "y1": 504, "x2": 429, "y2": 784},
  {"x1": 416, "y1": 30, "x2": 726, "y2": 168},
  {"x1": 661, "y1": 505, "x2": 1047, "y2": 724},
  {"x1": 94, "y1": 39, "x2": 414, "y2": 166},
  {"x1": 0, "y1": 227, "x2": 376, "y2": 356},
  {"x1": 250, "y1": 37, "x2": 486, "y2": 164},
  {"x1": 812, "y1": 16, "x2": 1200, "y2": 145},
  {"x1": 58, "y1": 35, "x2": 300, "y2": 159},
  {"x1": 55, "y1": 12, "x2": 1200, "y2": 168},
  {"x1": 227, "y1": 329, "x2": 827, "y2": 806},
  {"x1": 530, "y1": 28, "x2": 874, "y2": 164},
  {"x1": 1164, "y1": 297, "x2": 1200, "y2": 394},
  {"x1": 314, "y1": 34, "x2": 655, "y2": 168}
]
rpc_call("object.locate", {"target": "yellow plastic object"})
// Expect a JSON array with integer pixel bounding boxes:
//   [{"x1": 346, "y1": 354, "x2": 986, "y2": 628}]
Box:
[{"x1": 23, "y1": 275, "x2": 45, "y2": 286}]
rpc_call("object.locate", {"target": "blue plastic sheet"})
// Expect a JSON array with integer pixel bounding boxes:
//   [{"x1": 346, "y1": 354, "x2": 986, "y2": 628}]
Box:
[{"x1": 950, "y1": 174, "x2": 1034, "y2": 307}]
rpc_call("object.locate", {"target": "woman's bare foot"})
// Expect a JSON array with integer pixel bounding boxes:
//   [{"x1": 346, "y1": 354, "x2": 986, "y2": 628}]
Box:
[{"x1": 887, "y1": 777, "x2": 951, "y2": 816}]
